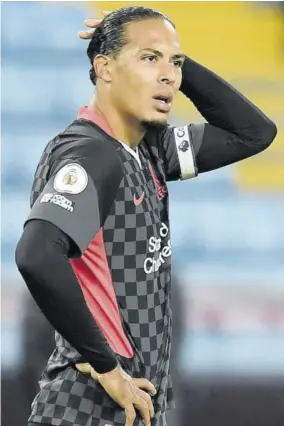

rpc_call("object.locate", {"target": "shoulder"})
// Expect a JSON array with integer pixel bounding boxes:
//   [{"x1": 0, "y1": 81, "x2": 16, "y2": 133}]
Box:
[
  {"x1": 51, "y1": 119, "x2": 119, "y2": 162},
  {"x1": 49, "y1": 119, "x2": 123, "y2": 182}
]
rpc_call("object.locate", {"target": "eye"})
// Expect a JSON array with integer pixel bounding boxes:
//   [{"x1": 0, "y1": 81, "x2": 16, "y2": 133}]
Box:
[
  {"x1": 142, "y1": 55, "x2": 158, "y2": 63},
  {"x1": 173, "y1": 59, "x2": 183, "y2": 68}
]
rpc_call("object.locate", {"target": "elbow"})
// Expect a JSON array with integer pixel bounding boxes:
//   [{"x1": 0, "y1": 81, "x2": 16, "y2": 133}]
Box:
[
  {"x1": 15, "y1": 235, "x2": 40, "y2": 278},
  {"x1": 15, "y1": 242, "x2": 31, "y2": 276},
  {"x1": 246, "y1": 118, "x2": 278, "y2": 155},
  {"x1": 260, "y1": 119, "x2": 278, "y2": 149}
]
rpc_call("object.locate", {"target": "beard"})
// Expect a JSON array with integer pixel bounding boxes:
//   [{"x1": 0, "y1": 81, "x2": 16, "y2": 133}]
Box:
[{"x1": 140, "y1": 118, "x2": 169, "y2": 133}]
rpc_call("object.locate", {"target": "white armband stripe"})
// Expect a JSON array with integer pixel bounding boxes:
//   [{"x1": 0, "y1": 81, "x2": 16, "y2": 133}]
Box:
[{"x1": 173, "y1": 126, "x2": 197, "y2": 180}]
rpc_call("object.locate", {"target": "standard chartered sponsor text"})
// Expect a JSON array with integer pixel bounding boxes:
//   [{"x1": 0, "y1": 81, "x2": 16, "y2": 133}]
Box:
[{"x1": 144, "y1": 222, "x2": 172, "y2": 274}]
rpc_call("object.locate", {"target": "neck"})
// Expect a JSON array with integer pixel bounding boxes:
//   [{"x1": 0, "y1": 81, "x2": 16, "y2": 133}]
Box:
[{"x1": 88, "y1": 92, "x2": 145, "y2": 150}]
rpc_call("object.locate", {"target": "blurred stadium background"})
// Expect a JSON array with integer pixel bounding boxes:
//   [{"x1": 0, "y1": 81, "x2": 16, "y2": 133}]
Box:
[{"x1": 1, "y1": 2, "x2": 284, "y2": 426}]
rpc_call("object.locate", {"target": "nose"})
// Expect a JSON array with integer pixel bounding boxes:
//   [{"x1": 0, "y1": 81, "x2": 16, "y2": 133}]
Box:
[{"x1": 158, "y1": 63, "x2": 176, "y2": 86}]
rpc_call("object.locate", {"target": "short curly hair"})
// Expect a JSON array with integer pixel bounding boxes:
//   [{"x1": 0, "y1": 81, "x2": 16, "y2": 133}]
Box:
[{"x1": 87, "y1": 6, "x2": 175, "y2": 86}]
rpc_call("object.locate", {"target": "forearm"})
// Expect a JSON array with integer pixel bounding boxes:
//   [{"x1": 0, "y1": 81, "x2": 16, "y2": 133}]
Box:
[
  {"x1": 180, "y1": 56, "x2": 277, "y2": 144},
  {"x1": 15, "y1": 219, "x2": 118, "y2": 374}
]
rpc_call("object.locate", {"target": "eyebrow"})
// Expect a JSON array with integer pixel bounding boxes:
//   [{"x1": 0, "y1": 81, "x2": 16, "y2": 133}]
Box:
[{"x1": 139, "y1": 48, "x2": 185, "y2": 60}]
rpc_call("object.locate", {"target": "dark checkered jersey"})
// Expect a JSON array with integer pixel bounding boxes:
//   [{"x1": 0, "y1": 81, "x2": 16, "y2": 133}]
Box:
[{"x1": 26, "y1": 106, "x2": 199, "y2": 426}]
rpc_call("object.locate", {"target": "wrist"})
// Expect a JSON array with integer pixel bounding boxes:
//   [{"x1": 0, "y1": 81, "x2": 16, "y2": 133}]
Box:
[
  {"x1": 95, "y1": 363, "x2": 121, "y2": 381},
  {"x1": 97, "y1": 363, "x2": 120, "y2": 377}
]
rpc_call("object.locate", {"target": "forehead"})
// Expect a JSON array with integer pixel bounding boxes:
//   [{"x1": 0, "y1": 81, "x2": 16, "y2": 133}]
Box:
[{"x1": 122, "y1": 19, "x2": 181, "y2": 54}]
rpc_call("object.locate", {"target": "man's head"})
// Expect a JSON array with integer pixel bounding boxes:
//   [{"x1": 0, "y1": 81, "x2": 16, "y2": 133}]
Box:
[{"x1": 87, "y1": 6, "x2": 184, "y2": 130}]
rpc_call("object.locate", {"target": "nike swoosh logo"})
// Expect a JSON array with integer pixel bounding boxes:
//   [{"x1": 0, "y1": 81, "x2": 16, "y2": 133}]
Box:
[{"x1": 133, "y1": 191, "x2": 145, "y2": 206}]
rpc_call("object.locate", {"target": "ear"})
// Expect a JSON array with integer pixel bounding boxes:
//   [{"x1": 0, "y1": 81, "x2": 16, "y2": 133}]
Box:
[{"x1": 93, "y1": 54, "x2": 112, "y2": 83}]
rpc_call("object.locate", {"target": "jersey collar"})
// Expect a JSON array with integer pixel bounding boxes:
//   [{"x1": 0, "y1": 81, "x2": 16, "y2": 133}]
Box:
[
  {"x1": 77, "y1": 106, "x2": 142, "y2": 169},
  {"x1": 77, "y1": 106, "x2": 114, "y2": 138}
]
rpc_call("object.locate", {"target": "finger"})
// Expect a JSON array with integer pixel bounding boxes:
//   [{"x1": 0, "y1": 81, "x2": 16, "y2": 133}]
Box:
[
  {"x1": 75, "y1": 363, "x2": 91, "y2": 373},
  {"x1": 84, "y1": 18, "x2": 101, "y2": 28},
  {"x1": 102, "y1": 10, "x2": 112, "y2": 16},
  {"x1": 75, "y1": 363, "x2": 99, "y2": 381},
  {"x1": 133, "y1": 378, "x2": 157, "y2": 395},
  {"x1": 124, "y1": 404, "x2": 136, "y2": 426},
  {"x1": 138, "y1": 390, "x2": 155, "y2": 419},
  {"x1": 78, "y1": 30, "x2": 95, "y2": 40},
  {"x1": 133, "y1": 397, "x2": 150, "y2": 426}
]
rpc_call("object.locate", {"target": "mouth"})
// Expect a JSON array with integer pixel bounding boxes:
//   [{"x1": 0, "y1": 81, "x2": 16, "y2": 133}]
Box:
[{"x1": 153, "y1": 93, "x2": 173, "y2": 113}]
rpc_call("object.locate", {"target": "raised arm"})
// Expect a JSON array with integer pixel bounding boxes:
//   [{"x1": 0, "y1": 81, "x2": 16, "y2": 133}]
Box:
[{"x1": 159, "y1": 56, "x2": 277, "y2": 180}]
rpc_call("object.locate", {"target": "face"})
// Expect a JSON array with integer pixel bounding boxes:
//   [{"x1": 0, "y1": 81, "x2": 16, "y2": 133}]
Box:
[{"x1": 106, "y1": 19, "x2": 184, "y2": 126}]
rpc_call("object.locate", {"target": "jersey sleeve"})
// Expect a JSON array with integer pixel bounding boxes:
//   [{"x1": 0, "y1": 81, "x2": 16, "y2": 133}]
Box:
[
  {"x1": 160, "y1": 118, "x2": 276, "y2": 180},
  {"x1": 159, "y1": 123, "x2": 203, "y2": 181},
  {"x1": 25, "y1": 139, "x2": 123, "y2": 255}
]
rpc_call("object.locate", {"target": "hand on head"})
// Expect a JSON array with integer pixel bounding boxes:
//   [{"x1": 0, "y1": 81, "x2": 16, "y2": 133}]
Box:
[{"x1": 78, "y1": 11, "x2": 111, "y2": 39}]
